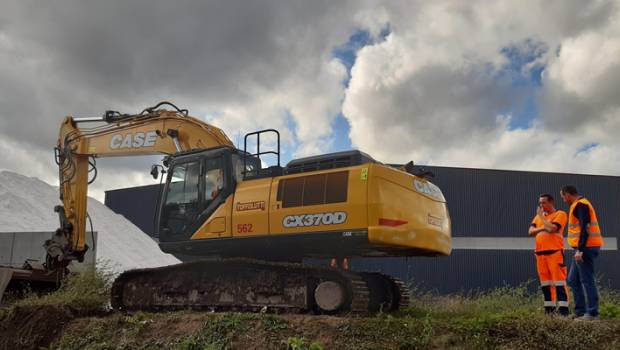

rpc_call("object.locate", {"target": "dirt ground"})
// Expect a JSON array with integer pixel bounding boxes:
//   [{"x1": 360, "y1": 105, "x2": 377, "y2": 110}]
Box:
[
  {"x1": 0, "y1": 306, "x2": 352, "y2": 350},
  {"x1": 0, "y1": 305, "x2": 79, "y2": 350},
  {"x1": 3, "y1": 305, "x2": 620, "y2": 350}
]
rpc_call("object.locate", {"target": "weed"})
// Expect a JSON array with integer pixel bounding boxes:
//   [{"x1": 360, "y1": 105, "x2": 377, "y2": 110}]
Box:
[
  {"x1": 600, "y1": 302, "x2": 620, "y2": 319},
  {"x1": 177, "y1": 313, "x2": 252, "y2": 350},
  {"x1": 11, "y1": 265, "x2": 113, "y2": 314},
  {"x1": 287, "y1": 336, "x2": 324, "y2": 350},
  {"x1": 404, "y1": 281, "x2": 539, "y2": 319},
  {"x1": 263, "y1": 314, "x2": 288, "y2": 332}
]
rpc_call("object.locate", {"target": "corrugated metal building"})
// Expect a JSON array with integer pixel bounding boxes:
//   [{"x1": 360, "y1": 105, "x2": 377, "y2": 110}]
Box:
[{"x1": 105, "y1": 165, "x2": 620, "y2": 293}]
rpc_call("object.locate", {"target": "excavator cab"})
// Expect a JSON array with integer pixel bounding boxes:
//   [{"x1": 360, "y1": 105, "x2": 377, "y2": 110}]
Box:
[
  {"x1": 157, "y1": 146, "x2": 264, "y2": 243},
  {"x1": 157, "y1": 129, "x2": 279, "y2": 243},
  {"x1": 159, "y1": 148, "x2": 228, "y2": 242},
  {"x1": 159, "y1": 155, "x2": 204, "y2": 241}
]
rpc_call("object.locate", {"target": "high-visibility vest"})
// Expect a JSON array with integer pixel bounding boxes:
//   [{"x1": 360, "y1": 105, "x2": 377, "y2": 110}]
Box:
[
  {"x1": 567, "y1": 198, "x2": 603, "y2": 248},
  {"x1": 531, "y1": 210, "x2": 567, "y2": 252}
]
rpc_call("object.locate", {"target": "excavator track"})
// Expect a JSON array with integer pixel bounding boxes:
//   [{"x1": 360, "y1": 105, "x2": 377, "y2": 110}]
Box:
[
  {"x1": 390, "y1": 276, "x2": 411, "y2": 310},
  {"x1": 359, "y1": 272, "x2": 411, "y2": 312},
  {"x1": 111, "y1": 259, "x2": 409, "y2": 315}
]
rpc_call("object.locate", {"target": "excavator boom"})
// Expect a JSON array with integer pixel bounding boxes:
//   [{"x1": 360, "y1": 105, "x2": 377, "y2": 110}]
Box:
[{"x1": 47, "y1": 102, "x2": 233, "y2": 267}]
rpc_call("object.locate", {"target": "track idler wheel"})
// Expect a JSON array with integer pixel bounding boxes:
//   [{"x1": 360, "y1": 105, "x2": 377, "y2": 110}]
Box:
[{"x1": 314, "y1": 281, "x2": 346, "y2": 313}]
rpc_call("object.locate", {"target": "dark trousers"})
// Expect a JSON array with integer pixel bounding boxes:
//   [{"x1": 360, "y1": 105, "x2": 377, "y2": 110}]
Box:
[{"x1": 567, "y1": 247, "x2": 600, "y2": 317}]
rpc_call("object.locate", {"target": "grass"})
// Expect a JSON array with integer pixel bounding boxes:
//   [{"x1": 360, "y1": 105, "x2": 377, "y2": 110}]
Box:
[
  {"x1": 50, "y1": 312, "x2": 262, "y2": 350},
  {"x1": 13, "y1": 266, "x2": 112, "y2": 312},
  {"x1": 287, "y1": 336, "x2": 324, "y2": 350},
  {"x1": 263, "y1": 314, "x2": 289, "y2": 332},
  {"x1": 405, "y1": 283, "x2": 540, "y2": 318},
  {"x1": 599, "y1": 288, "x2": 620, "y2": 319},
  {"x1": 3, "y1": 271, "x2": 620, "y2": 349},
  {"x1": 335, "y1": 283, "x2": 620, "y2": 349},
  {"x1": 0, "y1": 265, "x2": 112, "y2": 323}
]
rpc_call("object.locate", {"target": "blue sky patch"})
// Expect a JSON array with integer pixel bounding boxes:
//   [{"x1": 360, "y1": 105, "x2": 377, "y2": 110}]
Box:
[
  {"x1": 576, "y1": 142, "x2": 599, "y2": 155},
  {"x1": 332, "y1": 30, "x2": 374, "y2": 72},
  {"x1": 497, "y1": 39, "x2": 548, "y2": 130},
  {"x1": 499, "y1": 39, "x2": 547, "y2": 86},
  {"x1": 332, "y1": 27, "x2": 390, "y2": 74},
  {"x1": 279, "y1": 111, "x2": 299, "y2": 165},
  {"x1": 323, "y1": 27, "x2": 390, "y2": 155},
  {"x1": 330, "y1": 113, "x2": 353, "y2": 151}
]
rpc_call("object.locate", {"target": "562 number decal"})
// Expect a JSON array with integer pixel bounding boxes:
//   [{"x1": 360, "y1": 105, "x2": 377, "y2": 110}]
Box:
[{"x1": 236, "y1": 224, "x2": 253, "y2": 233}]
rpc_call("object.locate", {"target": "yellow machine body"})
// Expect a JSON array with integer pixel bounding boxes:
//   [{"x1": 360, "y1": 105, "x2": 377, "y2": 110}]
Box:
[
  {"x1": 169, "y1": 163, "x2": 451, "y2": 260},
  {"x1": 51, "y1": 103, "x2": 450, "y2": 266}
]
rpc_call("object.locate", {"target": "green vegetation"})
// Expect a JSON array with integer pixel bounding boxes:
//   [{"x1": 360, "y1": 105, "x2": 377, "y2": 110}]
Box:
[
  {"x1": 336, "y1": 284, "x2": 620, "y2": 349},
  {"x1": 599, "y1": 288, "x2": 620, "y2": 319},
  {"x1": 263, "y1": 314, "x2": 289, "y2": 332},
  {"x1": 0, "y1": 266, "x2": 112, "y2": 320},
  {"x1": 2, "y1": 274, "x2": 620, "y2": 349},
  {"x1": 287, "y1": 336, "x2": 324, "y2": 350},
  {"x1": 49, "y1": 312, "x2": 257, "y2": 350}
]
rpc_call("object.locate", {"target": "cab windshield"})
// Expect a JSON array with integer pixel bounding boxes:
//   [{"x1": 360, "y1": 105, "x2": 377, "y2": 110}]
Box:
[{"x1": 160, "y1": 161, "x2": 201, "y2": 238}]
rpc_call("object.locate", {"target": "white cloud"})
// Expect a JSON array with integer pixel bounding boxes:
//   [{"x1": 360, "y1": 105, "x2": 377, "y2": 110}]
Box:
[
  {"x1": 548, "y1": 33, "x2": 620, "y2": 99},
  {"x1": 0, "y1": 0, "x2": 361, "y2": 194},
  {"x1": 1, "y1": 0, "x2": 619, "y2": 205},
  {"x1": 0, "y1": 136, "x2": 161, "y2": 201},
  {"x1": 0, "y1": 137, "x2": 56, "y2": 185},
  {"x1": 343, "y1": 0, "x2": 620, "y2": 176},
  {"x1": 208, "y1": 56, "x2": 348, "y2": 158}
]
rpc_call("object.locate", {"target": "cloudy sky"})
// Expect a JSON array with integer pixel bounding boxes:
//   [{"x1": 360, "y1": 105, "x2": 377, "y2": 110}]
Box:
[{"x1": 1, "y1": 0, "x2": 619, "y2": 201}]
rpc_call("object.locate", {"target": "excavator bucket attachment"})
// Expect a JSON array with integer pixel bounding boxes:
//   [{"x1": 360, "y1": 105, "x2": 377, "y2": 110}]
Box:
[
  {"x1": 0, "y1": 268, "x2": 12, "y2": 304},
  {"x1": 0, "y1": 261, "x2": 63, "y2": 304}
]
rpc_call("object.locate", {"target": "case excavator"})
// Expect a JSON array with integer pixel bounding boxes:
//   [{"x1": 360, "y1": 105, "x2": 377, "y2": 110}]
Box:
[{"x1": 42, "y1": 102, "x2": 451, "y2": 314}]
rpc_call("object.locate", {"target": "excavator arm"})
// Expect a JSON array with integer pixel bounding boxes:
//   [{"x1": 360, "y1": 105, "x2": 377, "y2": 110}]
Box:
[{"x1": 45, "y1": 102, "x2": 233, "y2": 269}]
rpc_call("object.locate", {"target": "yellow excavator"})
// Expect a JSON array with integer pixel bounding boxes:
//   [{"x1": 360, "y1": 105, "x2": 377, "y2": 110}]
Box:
[{"x1": 45, "y1": 102, "x2": 451, "y2": 314}]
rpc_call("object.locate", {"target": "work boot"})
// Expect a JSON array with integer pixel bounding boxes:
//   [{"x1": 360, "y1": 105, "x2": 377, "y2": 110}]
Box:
[
  {"x1": 558, "y1": 307, "x2": 570, "y2": 317},
  {"x1": 544, "y1": 307, "x2": 555, "y2": 315},
  {"x1": 574, "y1": 314, "x2": 599, "y2": 321}
]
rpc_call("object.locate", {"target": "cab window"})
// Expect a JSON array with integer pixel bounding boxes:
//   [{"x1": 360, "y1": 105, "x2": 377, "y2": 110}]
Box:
[
  {"x1": 205, "y1": 157, "x2": 224, "y2": 203},
  {"x1": 165, "y1": 162, "x2": 200, "y2": 205},
  {"x1": 160, "y1": 161, "x2": 201, "y2": 238},
  {"x1": 232, "y1": 154, "x2": 260, "y2": 182}
]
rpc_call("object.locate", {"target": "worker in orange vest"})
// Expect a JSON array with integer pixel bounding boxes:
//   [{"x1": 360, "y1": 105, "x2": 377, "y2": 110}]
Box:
[
  {"x1": 560, "y1": 185, "x2": 604, "y2": 321},
  {"x1": 529, "y1": 194, "x2": 569, "y2": 315}
]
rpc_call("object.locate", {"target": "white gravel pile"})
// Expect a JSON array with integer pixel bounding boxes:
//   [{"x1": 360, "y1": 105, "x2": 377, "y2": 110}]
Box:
[{"x1": 0, "y1": 171, "x2": 180, "y2": 273}]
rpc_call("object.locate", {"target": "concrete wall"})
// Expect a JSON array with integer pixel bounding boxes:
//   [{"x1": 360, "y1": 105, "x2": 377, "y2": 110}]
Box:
[{"x1": 0, "y1": 231, "x2": 97, "y2": 272}]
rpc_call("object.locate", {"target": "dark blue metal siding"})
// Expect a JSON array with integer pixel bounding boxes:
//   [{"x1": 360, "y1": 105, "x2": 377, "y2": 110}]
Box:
[
  {"x1": 416, "y1": 166, "x2": 620, "y2": 238},
  {"x1": 349, "y1": 250, "x2": 620, "y2": 293},
  {"x1": 350, "y1": 252, "x2": 536, "y2": 293},
  {"x1": 104, "y1": 167, "x2": 620, "y2": 292},
  {"x1": 104, "y1": 184, "x2": 162, "y2": 236}
]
